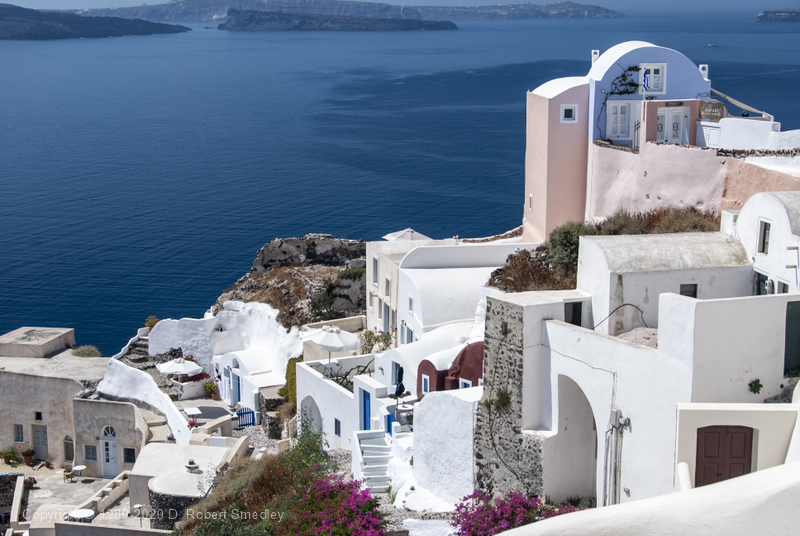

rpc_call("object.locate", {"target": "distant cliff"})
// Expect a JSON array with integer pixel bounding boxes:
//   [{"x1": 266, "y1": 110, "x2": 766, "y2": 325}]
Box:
[
  {"x1": 0, "y1": 3, "x2": 190, "y2": 39},
  {"x1": 219, "y1": 8, "x2": 457, "y2": 30},
  {"x1": 756, "y1": 9, "x2": 800, "y2": 22},
  {"x1": 82, "y1": 0, "x2": 623, "y2": 23}
]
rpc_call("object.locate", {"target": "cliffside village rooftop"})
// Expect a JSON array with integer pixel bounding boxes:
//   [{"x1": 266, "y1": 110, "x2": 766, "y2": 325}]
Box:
[{"x1": 2, "y1": 41, "x2": 800, "y2": 535}]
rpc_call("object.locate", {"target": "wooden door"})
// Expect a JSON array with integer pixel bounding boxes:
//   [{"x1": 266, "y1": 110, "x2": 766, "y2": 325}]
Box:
[{"x1": 695, "y1": 426, "x2": 753, "y2": 487}]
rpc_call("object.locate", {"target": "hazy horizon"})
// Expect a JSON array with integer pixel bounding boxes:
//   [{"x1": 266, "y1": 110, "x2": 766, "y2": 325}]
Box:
[{"x1": 7, "y1": 0, "x2": 800, "y2": 16}]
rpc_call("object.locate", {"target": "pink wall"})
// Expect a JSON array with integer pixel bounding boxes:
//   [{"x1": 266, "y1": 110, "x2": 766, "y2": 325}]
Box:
[
  {"x1": 586, "y1": 142, "x2": 727, "y2": 220},
  {"x1": 522, "y1": 84, "x2": 589, "y2": 243},
  {"x1": 721, "y1": 159, "x2": 800, "y2": 210}
]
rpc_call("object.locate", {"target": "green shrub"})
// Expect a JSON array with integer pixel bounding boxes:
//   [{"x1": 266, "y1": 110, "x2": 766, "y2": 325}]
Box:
[
  {"x1": 72, "y1": 345, "x2": 101, "y2": 357},
  {"x1": 277, "y1": 356, "x2": 302, "y2": 408},
  {"x1": 548, "y1": 221, "x2": 596, "y2": 276},
  {"x1": 339, "y1": 267, "x2": 366, "y2": 281},
  {"x1": 1, "y1": 447, "x2": 18, "y2": 459},
  {"x1": 651, "y1": 206, "x2": 719, "y2": 234}
]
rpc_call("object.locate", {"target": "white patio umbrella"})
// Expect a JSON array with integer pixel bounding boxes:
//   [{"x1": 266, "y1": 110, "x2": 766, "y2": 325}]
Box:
[
  {"x1": 382, "y1": 228, "x2": 432, "y2": 241},
  {"x1": 156, "y1": 358, "x2": 202, "y2": 377},
  {"x1": 302, "y1": 325, "x2": 361, "y2": 363}
]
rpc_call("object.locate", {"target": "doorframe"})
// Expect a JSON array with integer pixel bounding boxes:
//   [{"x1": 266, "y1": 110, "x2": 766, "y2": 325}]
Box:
[
  {"x1": 31, "y1": 424, "x2": 48, "y2": 461},
  {"x1": 695, "y1": 425, "x2": 754, "y2": 487},
  {"x1": 101, "y1": 439, "x2": 119, "y2": 477}
]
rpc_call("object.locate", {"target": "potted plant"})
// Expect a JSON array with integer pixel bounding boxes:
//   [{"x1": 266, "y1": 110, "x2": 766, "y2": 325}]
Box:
[
  {"x1": 144, "y1": 315, "x2": 160, "y2": 332},
  {"x1": 18, "y1": 442, "x2": 35, "y2": 465},
  {"x1": 187, "y1": 419, "x2": 198, "y2": 429},
  {"x1": 1, "y1": 447, "x2": 17, "y2": 464},
  {"x1": 204, "y1": 382, "x2": 219, "y2": 400}
]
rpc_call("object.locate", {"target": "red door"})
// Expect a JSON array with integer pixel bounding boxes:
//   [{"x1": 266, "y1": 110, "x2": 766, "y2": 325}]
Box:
[{"x1": 695, "y1": 426, "x2": 753, "y2": 487}]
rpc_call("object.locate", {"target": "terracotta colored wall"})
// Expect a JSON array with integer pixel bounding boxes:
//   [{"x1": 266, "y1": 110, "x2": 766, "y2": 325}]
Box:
[
  {"x1": 449, "y1": 341, "x2": 484, "y2": 387},
  {"x1": 416, "y1": 361, "x2": 446, "y2": 400},
  {"x1": 721, "y1": 159, "x2": 800, "y2": 211},
  {"x1": 586, "y1": 141, "x2": 727, "y2": 221}
]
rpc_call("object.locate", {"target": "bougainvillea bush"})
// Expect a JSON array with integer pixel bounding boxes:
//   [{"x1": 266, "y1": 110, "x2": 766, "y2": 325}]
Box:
[
  {"x1": 275, "y1": 475, "x2": 384, "y2": 536},
  {"x1": 451, "y1": 492, "x2": 581, "y2": 536}
]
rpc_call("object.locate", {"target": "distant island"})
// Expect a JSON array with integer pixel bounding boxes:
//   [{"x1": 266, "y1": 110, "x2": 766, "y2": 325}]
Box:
[
  {"x1": 81, "y1": 0, "x2": 623, "y2": 23},
  {"x1": 756, "y1": 9, "x2": 800, "y2": 22},
  {"x1": 0, "y1": 3, "x2": 190, "y2": 40},
  {"x1": 220, "y1": 8, "x2": 457, "y2": 31}
]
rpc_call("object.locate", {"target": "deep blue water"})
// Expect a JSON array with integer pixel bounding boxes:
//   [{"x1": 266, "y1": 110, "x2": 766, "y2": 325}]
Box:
[{"x1": 1, "y1": 15, "x2": 798, "y2": 355}]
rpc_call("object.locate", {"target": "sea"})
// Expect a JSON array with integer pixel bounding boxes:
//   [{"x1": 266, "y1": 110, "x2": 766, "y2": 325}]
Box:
[{"x1": 1, "y1": 14, "x2": 798, "y2": 355}]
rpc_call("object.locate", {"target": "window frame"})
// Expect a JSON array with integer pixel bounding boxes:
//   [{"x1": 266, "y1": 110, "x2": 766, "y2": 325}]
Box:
[
  {"x1": 460, "y1": 379, "x2": 473, "y2": 389},
  {"x1": 679, "y1": 284, "x2": 698, "y2": 299},
  {"x1": 34, "y1": 412, "x2": 42, "y2": 421},
  {"x1": 84, "y1": 444, "x2": 98, "y2": 462},
  {"x1": 422, "y1": 374, "x2": 430, "y2": 394},
  {"x1": 408, "y1": 297, "x2": 413, "y2": 314},
  {"x1": 607, "y1": 102, "x2": 633, "y2": 140},
  {"x1": 639, "y1": 63, "x2": 667, "y2": 94},
  {"x1": 560, "y1": 104, "x2": 578, "y2": 123},
  {"x1": 372, "y1": 258, "x2": 378, "y2": 285},
  {"x1": 14, "y1": 424, "x2": 23, "y2": 443},
  {"x1": 334, "y1": 419, "x2": 341, "y2": 437},
  {"x1": 123, "y1": 448, "x2": 136, "y2": 465},
  {"x1": 758, "y1": 220, "x2": 771, "y2": 255}
]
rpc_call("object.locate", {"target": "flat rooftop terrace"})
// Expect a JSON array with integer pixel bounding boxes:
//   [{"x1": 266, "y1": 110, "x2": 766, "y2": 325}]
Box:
[{"x1": 0, "y1": 349, "x2": 108, "y2": 382}]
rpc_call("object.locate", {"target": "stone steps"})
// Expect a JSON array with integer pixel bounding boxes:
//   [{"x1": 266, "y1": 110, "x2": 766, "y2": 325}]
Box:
[{"x1": 358, "y1": 435, "x2": 391, "y2": 492}]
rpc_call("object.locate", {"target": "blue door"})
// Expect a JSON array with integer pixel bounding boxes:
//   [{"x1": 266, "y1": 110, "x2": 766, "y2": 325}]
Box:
[
  {"x1": 386, "y1": 413, "x2": 396, "y2": 435},
  {"x1": 233, "y1": 374, "x2": 241, "y2": 405},
  {"x1": 362, "y1": 390, "x2": 371, "y2": 430}
]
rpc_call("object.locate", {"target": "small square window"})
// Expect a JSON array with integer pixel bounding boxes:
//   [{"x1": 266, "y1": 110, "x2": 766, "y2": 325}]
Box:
[
  {"x1": 460, "y1": 379, "x2": 473, "y2": 389},
  {"x1": 778, "y1": 282, "x2": 789, "y2": 294},
  {"x1": 123, "y1": 448, "x2": 136, "y2": 464},
  {"x1": 478, "y1": 378, "x2": 484, "y2": 387},
  {"x1": 14, "y1": 424, "x2": 23, "y2": 443},
  {"x1": 334, "y1": 419, "x2": 341, "y2": 437},
  {"x1": 758, "y1": 221, "x2": 771, "y2": 254},
  {"x1": 560, "y1": 104, "x2": 578, "y2": 123},
  {"x1": 34, "y1": 412, "x2": 42, "y2": 421},
  {"x1": 679, "y1": 284, "x2": 698, "y2": 298},
  {"x1": 84, "y1": 445, "x2": 97, "y2": 462}
]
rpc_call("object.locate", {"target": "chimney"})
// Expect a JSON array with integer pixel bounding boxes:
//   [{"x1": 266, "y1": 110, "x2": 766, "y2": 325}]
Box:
[
  {"x1": 699, "y1": 64, "x2": 709, "y2": 80},
  {"x1": 591, "y1": 50, "x2": 600, "y2": 65}
]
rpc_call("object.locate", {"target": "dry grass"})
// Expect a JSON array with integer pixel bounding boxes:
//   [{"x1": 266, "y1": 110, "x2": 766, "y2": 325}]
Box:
[{"x1": 487, "y1": 246, "x2": 576, "y2": 293}]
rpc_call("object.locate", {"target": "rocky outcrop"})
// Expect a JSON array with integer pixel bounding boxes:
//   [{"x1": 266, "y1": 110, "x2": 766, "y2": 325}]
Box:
[
  {"x1": 251, "y1": 233, "x2": 365, "y2": 273},
  {"x1": 214, "y1": 234, "x2": 366, "y2": 328},
  {"x1": 82, "y1": 0, "x2": 623, "y2": 22},
  {"x1": 219, "y1": 9, "x2": 457, "y2": 30},
  {"x1": 757, "y1": 9, "x2": 800, "y2": 22},
  {"x1": 0, "y1": 3, "x2": 190, "y2": 40}
]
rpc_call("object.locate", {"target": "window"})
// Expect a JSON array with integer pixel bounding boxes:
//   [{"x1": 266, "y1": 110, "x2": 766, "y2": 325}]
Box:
[
  {"x1": 408, "y1": 297, "x2": 413, "y2": 313},
  {"x1": 679, "y1": 284, "x2": 698, "y2": 298},
  {"x1": 378, "y1": 301, "x2": 383, "y2": 319},
  {"x1": 372, "y1": 258, "x2": 378, "y2": 284},
  {"x1": 560, "y1": 104, "x2": 578, "y2": 123},
  {"x1": 34, "y1": 412, "x2": 42, "y2": 421},
  {"x1": 334, "y1": 419, "x2": 341, "y2": 437},
  {"x1": 608, "y1": 103, "x2": 630, "y2": 138},
  {"x1": 460, "y1": 379, "x2": 473, "y2": 389},
  {"x1": 123, "y1": 448, "x2": 136, "y2": 464},
  {"x1": 84, "y1": 444, "x2": 97, "y2": 462},
  {"x1": 640, "y1": 63, "x2": 666, "y2": 93},
  {"x1": 102, "y1": 426, "x2": 116, "y2": 438},
  {"x1": 392, "y1": 361, "x2": 402, "y2": 384},
  {"x1": 778, "y1": 282, "x2": 789, "y2": 294},
  {"x1": 368, "y1": 292, "x2": 374, "y2": 310},
  {"x1": 422, "y1": 375, "x2": 430, "y2": 394},
  {"x1": 384, "y1": 278, "x2": 391, "y2": 297},
  {"x1": 529, "y1": 194, "x2": 532, "y2": 210},
  {"x1": 14, "y1": 424, "x2": 23, "y2": 442},
  {"x1": 479, "y1": 378, "x2": 484, "y2": 386},
  {"x1": 755, "y1": 272, "x2": 769, "y2": 296},
  {"x1": 406, "y1": 327, "x2": 414, "y2": 344},
  {"x1": 758, "y1": 221, "x2": 771, "y2": 254}
]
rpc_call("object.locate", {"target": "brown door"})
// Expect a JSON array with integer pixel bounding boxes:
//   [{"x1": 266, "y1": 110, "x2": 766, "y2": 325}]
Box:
[{"x1": 695, "y1": 426, "x2": 753, "y2": 487}]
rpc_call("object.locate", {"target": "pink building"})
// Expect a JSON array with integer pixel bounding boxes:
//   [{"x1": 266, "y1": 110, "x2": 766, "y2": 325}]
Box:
[{"x1": 522, "y1": 41, "x2": 800, "y2": 243}]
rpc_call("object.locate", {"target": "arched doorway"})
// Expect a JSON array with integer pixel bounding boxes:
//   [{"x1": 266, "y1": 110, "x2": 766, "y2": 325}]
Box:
[
  {"x1": 543, "y1": 375, "x2": 597, "y2": 504},
  {"x1": 300, "y1": 395, "x2": 322, "y2": 433}
]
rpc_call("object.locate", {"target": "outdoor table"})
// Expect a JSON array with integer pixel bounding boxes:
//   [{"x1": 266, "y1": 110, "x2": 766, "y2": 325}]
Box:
[
  {"x1": 396, "y1": 404, "x2": 414, "y2": 412},
  {"x1": 184, "y1": 407, "x2": 202, "y2": 417},
  {"x1": 72, "y1": 465, "x2": 86, "y2": 478},
  {"x1": 67, "y1": 508, "x2": 94, "y2": 523}
]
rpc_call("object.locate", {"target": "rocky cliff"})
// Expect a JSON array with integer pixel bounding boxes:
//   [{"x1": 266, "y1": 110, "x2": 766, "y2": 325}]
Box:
[
  {"x1": 0, "y1": 3, "x2": 190, "y2": 39},
  {"x1": 214, "y1": 234, "x2": 366, "y2": 328},
  {"x1": 219, "y1": 8, "x2": 457, "y2": 30},
  {"x1": 82, "y1": 0, "x2": 623, "y2": 22},
  {"x1": 756, "y1": 9, "x2": 800, "y2": 22}
]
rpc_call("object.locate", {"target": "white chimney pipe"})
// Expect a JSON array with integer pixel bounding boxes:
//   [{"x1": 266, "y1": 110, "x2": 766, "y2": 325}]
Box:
[{"x1": 591, "y1": 50, "x2": 600, "y2": 65}]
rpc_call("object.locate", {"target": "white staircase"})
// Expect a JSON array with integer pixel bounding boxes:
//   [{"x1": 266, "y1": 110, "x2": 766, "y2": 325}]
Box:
[{"x1": 356, "y1": 434, "x2": 391, "y2": 493}]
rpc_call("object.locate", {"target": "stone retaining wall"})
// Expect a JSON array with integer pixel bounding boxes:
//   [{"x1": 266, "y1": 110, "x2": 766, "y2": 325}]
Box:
[
  {"x1": 149, "y1": 490, "x2": 198, "y2": 530},
  {"x1": 473, "y1": 297, "x2": 545, "y2": 498}
]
